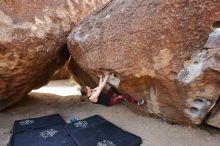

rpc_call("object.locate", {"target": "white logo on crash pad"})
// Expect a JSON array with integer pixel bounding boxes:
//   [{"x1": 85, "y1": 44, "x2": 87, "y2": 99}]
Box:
[
  {"x1": 97, "y1": 140, "x2": 116, "y2": 146},
  {"x1": 19, "y1": 120, "x2": 34, "y2": 126},
  {"x1": 40, "y1": 129, "x2": 58, "y2": 138},
  {"x1": 74, "y1": 121, "x2": 88, "y2": 128}
]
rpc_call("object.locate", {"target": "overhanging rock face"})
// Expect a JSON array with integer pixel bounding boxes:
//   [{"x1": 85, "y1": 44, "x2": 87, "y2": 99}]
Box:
[
  {"x1": 0, "y1": 0, "x2": 109, "y2": 110},
  {"x1": 68, "y1": 0, "x2": 220, "y2": 125}
]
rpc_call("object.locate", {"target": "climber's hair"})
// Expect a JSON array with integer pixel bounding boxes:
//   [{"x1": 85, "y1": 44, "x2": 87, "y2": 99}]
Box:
[{"x1": 80, "y1": 86, "x2": 88, "y2": 96}]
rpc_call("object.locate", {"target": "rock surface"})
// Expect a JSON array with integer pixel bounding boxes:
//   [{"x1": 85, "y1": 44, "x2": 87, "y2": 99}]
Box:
[
  {"x1": 52, "y1": 62, "x2": 71, "y2": 80},
  {"x1": 207, "y1": 100, "x2": 220, "y2": 129},
  {"x1": 204, "y1": 28, "x2": 220, "y2": 129},
  {"x1": 68, "y1": 0, "x2": 220, "y2": 125},
  {"x1": 0, "y1": 0, "x2": 108, "y2": 110}
]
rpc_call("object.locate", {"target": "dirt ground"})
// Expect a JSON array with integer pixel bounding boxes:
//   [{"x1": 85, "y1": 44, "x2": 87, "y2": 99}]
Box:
[{"x1": 0, "y1": 80, "x2": 220, "y2": 146}]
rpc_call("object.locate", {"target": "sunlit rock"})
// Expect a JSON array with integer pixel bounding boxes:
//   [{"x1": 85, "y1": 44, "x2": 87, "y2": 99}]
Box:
[
  {"x1": 0, "y1": 0, "x2": 108, "y2": 110},
  {"x1": 68, "y1": 0, "x2": 220, "y2": 125}
]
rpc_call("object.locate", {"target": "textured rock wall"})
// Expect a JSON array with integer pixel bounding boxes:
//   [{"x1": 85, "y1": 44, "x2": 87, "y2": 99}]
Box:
[
  {"x1": 51, "y1": 62, "x2": 71, "y2": 80},
  {"x1": 205, "y1": 28, "x2": 220, "y2": 129},
  {"x1": 0, "y1": 0, "x2": 109, "y2": 110},
  {"x1": 207, "y1": 99, "x2": 220, "y2": 128},
  {"x1": 68, "y1": 0, "x2": 220, "y2": 125}
]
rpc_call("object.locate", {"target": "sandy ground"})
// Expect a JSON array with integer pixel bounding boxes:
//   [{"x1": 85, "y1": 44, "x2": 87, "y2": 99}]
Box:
[{"x1": 0, "y1": 80, "x2": 220, "y2": 146}]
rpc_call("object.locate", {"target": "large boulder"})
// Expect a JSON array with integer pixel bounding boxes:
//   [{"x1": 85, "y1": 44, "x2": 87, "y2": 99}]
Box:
[
  {"x1": 0, "y1": 0, "x2": 108, "y2": 110},
  {"x1": 68, "y1": 0, "x2": 220, "y2": 125}
]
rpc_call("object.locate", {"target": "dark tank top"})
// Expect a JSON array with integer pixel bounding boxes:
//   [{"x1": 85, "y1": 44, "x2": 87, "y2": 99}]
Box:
[{"x1": 94, "y1": 92, "x2": 111, "y2": 106}]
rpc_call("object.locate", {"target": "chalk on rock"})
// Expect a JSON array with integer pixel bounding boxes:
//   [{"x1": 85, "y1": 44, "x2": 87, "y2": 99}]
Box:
[{"x1": 107, "y1": 74, "x2": 121, "y2": 88}]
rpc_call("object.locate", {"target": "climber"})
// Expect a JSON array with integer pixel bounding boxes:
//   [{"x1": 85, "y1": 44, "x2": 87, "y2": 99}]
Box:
[{"x1": 80, "y1": 72, "x2": 145, "y2": 106}]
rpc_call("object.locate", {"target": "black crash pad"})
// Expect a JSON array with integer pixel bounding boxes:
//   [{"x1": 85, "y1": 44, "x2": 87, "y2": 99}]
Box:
[
  {"x1": 11, "y1": 124, "x2": 76, "y2": 146},
  {"x1": 9, "y1": 114, "x2": 142, "y2": 146},
  {"x1": 12, "y1": 114, "x2": 66, "y2": 134},
  {"x1": 9, "y1": 114, "x2": 76, "y2": 146},
  {"x1": 66, "y1": 115, "x2": 142, "y2": 146}
]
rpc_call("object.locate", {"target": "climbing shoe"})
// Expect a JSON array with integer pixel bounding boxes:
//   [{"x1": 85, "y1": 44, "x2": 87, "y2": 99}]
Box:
[{"x1": 137, "y1": 99, "x2": 145, "y2": 106}]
